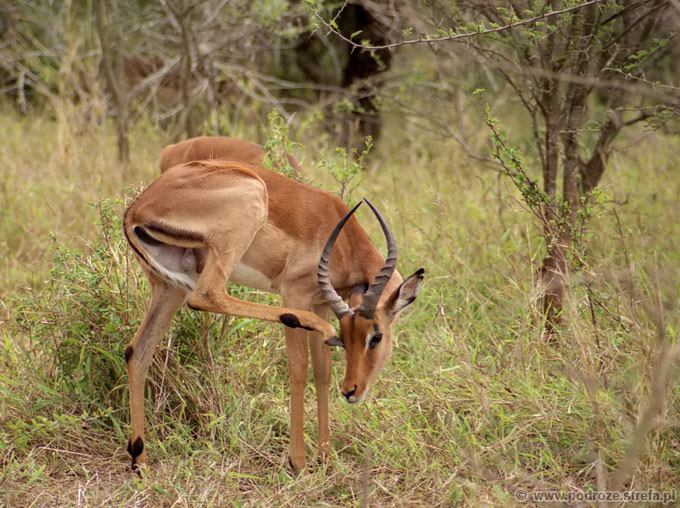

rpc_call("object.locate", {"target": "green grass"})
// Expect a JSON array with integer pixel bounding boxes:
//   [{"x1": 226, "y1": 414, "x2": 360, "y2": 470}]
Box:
[{"x1": 1, "y1": 102, "x2": 679, "y2": 507}]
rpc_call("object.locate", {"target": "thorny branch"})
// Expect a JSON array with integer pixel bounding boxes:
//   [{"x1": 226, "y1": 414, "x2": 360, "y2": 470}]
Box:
[{"x1": 310, "y1": 0, "x2": 605, "y2": 51}]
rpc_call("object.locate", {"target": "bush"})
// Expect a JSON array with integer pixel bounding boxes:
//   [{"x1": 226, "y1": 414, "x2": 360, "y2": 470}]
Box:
[{"x1": 2, "y1": 200, "x2": 287, "y2": 454}]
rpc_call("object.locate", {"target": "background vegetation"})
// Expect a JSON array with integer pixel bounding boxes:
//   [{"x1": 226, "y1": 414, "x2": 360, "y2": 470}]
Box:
[{"x1": 1, "y1": 1, "x2": 680, "y2": 506}]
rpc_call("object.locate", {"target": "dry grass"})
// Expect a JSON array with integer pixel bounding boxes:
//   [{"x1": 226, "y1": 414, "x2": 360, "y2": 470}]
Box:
[{"x1": 1, "y1": 101, "x2": 679, "y2": 507}]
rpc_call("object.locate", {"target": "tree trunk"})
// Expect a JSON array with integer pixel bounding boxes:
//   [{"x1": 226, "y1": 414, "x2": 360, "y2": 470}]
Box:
[
  {"x1": 540, "y1": 250, "x2": 566, "y2": 335},
  {"x1": 174, "y1": 0, "x2": 196, "y2": 139},
  {"x1": 538, "y1": 96, "x2": 565, "y2": 334},
  {"x1": 538, "y1": 4, "x2": 597, "y2": 335},
  {"x1": 94, "y1": 0, "x2": 130, "y2": 172},
  {"x1": 580, "y1": 105, "x2": 624, "y2": 194},
  {"x1": 337, "y1": 4, "x2": 393, "y2": 154}
]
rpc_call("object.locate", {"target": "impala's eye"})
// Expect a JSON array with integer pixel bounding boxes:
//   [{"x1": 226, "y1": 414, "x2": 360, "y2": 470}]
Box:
[{"x1": 368, "y1": 333, "x2": 382, "y2": 349}]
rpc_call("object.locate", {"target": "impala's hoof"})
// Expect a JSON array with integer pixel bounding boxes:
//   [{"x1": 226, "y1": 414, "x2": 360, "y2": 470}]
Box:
[
  {"x1": 315, "y1": 450, "x2": 332, "y2": 470},
  {"x1": 288, "y1": 455, "x2": 306, "y2": 475}
]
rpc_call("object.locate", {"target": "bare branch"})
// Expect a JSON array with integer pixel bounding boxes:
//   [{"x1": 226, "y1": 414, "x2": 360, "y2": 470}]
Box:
[{"x1": 310, "y1": 0, "x2": 605, "y2": 51}]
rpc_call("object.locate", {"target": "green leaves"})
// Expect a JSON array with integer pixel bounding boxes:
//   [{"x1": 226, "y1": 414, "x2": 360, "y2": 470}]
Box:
[
  {"x1": 478, "y1": 93, "x2": 548, "y2": 212},
  {"x1": 316, "y1": 137, "x2": 372, "y2": 202},
  {"x1": 263, "y1": 110, "x2": 307, "y2": 182},
  {"x1": 623, "y1": 37, "x2": 670, "y2": 71}
]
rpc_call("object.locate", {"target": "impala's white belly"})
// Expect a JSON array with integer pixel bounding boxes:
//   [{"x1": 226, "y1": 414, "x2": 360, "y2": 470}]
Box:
[{"x1": 229, "y1": 262, "x2": 274, "y2": 292}]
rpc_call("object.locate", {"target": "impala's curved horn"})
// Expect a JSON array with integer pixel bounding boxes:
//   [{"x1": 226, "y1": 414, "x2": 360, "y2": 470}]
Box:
[
  {"x1": 356, "y1": 199, "x2": 397, "y2": 319},
  {"x1": 318, "y1": 201, "x2": 363, "y2": 319}
]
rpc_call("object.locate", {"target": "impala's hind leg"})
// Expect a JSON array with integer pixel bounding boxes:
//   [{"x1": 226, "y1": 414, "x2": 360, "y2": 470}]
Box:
[
  {"x1": 187, "y1": 232, "x2": 335, "y2": 339},
  {"x1": 125, "y1": 274, "x2": 187, "y2": 470}
]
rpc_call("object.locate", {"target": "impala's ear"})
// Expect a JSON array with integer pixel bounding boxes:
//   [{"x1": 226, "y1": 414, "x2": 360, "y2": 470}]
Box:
[{"x1": 384, "y1": 268, "x2": 425, "y2": 317}]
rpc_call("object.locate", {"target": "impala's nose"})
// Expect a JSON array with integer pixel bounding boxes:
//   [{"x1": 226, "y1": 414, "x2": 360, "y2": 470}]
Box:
[{"x1": 342, "y1": 385, "x2": 357, "y2": 402}]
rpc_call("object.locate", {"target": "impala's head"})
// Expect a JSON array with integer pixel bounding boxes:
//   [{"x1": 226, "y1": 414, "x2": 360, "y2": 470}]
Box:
[{"x1": 318, "y1": 200, "x2": 424, "y2": 403}]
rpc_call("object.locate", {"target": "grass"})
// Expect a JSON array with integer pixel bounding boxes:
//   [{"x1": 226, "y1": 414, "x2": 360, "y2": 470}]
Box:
[{"x1": 1, "y1": 100, "x2": 679, "y2": 507}]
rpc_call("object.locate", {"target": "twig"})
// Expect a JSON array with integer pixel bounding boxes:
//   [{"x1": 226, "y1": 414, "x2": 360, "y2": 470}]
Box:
[{"x1": 310, "y1": 0, "x2": 605, "y2": 51}]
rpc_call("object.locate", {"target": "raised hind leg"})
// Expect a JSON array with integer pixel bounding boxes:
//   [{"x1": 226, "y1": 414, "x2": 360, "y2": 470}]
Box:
[
  {"x1": 125, "y1": 273, "x2": 187, "y2": 470},
  {"x1": 186, "y1": 230, "x2": 335, "y2": 339}
]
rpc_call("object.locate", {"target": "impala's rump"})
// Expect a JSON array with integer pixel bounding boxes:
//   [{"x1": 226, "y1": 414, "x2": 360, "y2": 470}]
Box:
[
  {"x1": 124, "y1": 160, "x2": 268, "y2": 292},
  {"x1": 127, "y1": 222, "x2": 206, "y2": 291}
]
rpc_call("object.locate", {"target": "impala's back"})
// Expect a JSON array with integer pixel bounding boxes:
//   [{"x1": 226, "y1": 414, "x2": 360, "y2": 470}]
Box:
[
  {"x1": 154, "y1": 137, "x2": 384, "y2": 298},
  {"x1": 160, "y1": 136, "x2": 304, "y2": 175}
]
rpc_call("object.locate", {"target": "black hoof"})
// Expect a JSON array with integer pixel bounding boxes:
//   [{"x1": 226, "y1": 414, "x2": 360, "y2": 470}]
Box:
[{"x1": 130, "y1": 461, "x2": 143, "y2": 475}]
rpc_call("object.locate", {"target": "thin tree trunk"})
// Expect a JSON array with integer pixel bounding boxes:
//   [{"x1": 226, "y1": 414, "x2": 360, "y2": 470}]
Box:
[
  {"x1": 538, "y1": 4, "x2": 599, "y2": 335},
  {"x1": 581, "y1": 105, "x2": 624, "y2": 193},
  {"x1": 538, "y1": 100, "x2": 565, "y2": 334},
  {"x1": 174, "y1": 0, "x2": 195, "y2": 139},
  {"x1": 94, "y1": 0, "x2": 130, "y2": 172}
]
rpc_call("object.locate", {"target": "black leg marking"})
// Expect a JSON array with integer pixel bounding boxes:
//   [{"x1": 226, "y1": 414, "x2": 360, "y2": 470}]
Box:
[
  {"x1": 351, "y1": 283, "x2": 368, "y2": 296},
  {"x1": 124, "y1": 345, "x2": 134, "y2": 363},
  {"x1": 280, "y1": 313, "x2": 314, "y2": 331},
  {"x1": 128, "y1": 437, "x2": 144, "y2": 457},
  {"x1": 128, "y1": 437, "x2": 144, "y2": 471},
  {"x1": 280, "y1": 313, "x2": 300, "y2": 328},
  {"x1": 325, "y1": 336, "x2": 344, "y2": 347}
]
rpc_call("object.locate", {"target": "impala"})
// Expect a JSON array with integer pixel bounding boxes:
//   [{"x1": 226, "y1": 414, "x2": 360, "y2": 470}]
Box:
[{"x1": 123, "y1": 136, "x2": 424, "y2": 473}]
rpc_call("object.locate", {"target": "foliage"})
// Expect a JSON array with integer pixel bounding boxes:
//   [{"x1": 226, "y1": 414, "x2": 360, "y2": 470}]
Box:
[
  {"x1": 262, "y1": 110, "x2": 307, "y2": 182},
  {"x1": 315, "y1": 136, "x2": 372, "y2": 203},
  {"x1": 5, "y1": 202, "x2": 134, "y2": 414}
]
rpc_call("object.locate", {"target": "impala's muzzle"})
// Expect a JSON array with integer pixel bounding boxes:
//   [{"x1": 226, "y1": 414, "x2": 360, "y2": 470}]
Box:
[{"x1": 342, "y1": 383, "x2": 366, "y2": 404}]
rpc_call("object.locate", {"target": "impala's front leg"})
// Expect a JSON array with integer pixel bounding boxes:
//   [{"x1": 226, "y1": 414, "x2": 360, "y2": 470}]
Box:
[
  {"x1": 310, "y1": 304, "x2": 332, "y2": 461},
  {"x1": 284, "y1": 325, "x2": 309, "y2": 474}
]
